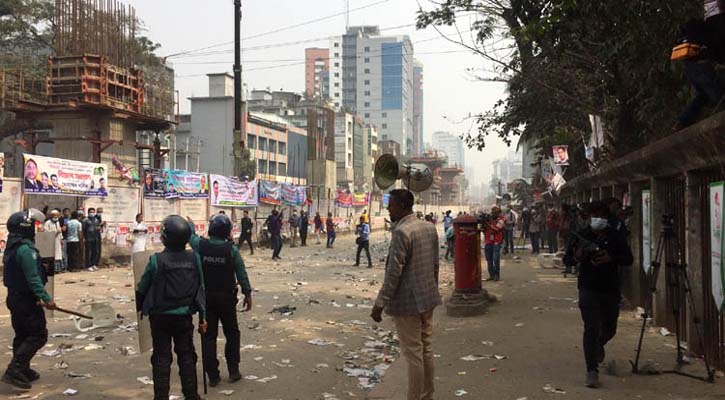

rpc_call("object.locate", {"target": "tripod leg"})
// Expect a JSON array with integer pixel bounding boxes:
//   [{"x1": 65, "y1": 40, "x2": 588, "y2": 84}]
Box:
[
  {"x1": 679, "y1": 266, "x2": 716, "y2": 382},
  {"x1": 631, "y1": 310, "x2": 649, "y2": 373}
]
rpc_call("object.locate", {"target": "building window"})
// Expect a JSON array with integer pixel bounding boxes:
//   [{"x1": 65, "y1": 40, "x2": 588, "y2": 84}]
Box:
[
  {"x1": 334, "y1": 52, "x2": 339, "y2": 57},
  {"x1": 279, "y1": 142, "x2": 287, "y2": 155},
  {"x1": 278, "y1": 162, "x2": 286, "y2": 176},
  {"x1": 334, "y1": 42, "x2": 339, "y2": 47},
  {"x1": 382, "y1": 112, "x2": 387, "y2": 118},
  {"x1": 364, "y1": 113, "x2": 370, "y2": 118},
  {"x1": 364, "y1": 46, "x2": 370, "y2": 52},
  {"x1": 269, "y1": 139, "x2": 277, "y2": 154},
  {"x1": 348, "y1": 154, "x2": 352, "y2": 164},
  {"x1": 334, "y1": 102, "x2": 339, "y2": 106},
  {"x1": 258, "y1": 137, "x2": 267, "y2": 152},
  {"x1": 334, "y1": 72, "x2": 339, "y2": 77},
  {"x1": 335, "y1": 92, "x2": 340, "y2": 97},
  {"x1": 364, "y1": 91, "x2": 371, "y2": 96},
  {"x1": 381, "y1": 123, "x2": 388, "y2": 129},
  {"x1": 364, "y1": 68, "x2": 370, "y2": 73},
  {"x1": 258, "y1": 159, "x2": 267, "y2": 174},
  {"x1": 364, "y1": 102, "x2": 370, "y2": 107},
  {"x1": 334, "y1": 82, "x2": 340, "y2": 87},
  {"x1": 247, "y1": 134, "x2": 256, "y2": 149},
  {"x1": 268, "y1": 161, "x2": 277, "y2": 175},
  {"x1": 364, "y1": 80, "x2": 370, "y2": 85},
  {"x1": 334, "y1": 62, "x2": 339, "y2": 67},
  {"x1": 383, "y1": 134, "x2": 388, "y2": 139},
  {"x1": 364, "y1": 57, "x2": 370, "y2": 63}
]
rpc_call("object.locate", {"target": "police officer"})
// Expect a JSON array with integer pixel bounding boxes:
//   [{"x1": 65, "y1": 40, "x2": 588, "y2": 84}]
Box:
[
  {"x1": 2, "y1": 209, "x2": 56, "y2": 390},
  {"x1": 136, "y1": 215, "x2": 207, "y2": 400},
  {"x1": 189, "y1": 214, "x2": 253, "y2": 387}
]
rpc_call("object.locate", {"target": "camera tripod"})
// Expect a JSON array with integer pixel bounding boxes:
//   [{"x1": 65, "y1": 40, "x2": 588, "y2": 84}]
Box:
[{"x1": 630, "y1": 215, "x2": 715, "y2": 382}]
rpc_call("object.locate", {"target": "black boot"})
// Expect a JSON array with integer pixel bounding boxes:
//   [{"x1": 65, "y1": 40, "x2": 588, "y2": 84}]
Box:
[
  {"x1": 1, "y1": 367, "x2": 31, "y2": 390},
  {"x1": 228, "y1": 366, "x2": 241, "y2": 382},
  {"x1": 23, "y1": 368, "x2": 40, "y2": 382}
]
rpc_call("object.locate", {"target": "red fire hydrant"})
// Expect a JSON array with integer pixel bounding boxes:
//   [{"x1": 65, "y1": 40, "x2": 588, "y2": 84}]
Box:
[
  {"x1": 453, "y1": 215, "x2": 482, "y2": 290},
  {"x1": 446, "y1": 214, "x2": 493, "y2": 317}
]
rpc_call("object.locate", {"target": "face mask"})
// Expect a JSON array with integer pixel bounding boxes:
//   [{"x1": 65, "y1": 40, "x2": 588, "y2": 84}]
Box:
[
  {"x1": 52, "y1": 217, "x2": 59, "y2": 223},
  {"x1": 88, "y1": 213, "x2": 96, "y2": 218},
  {"x1": 590, "y1": 217, "x2": 608, "y2": 231}
]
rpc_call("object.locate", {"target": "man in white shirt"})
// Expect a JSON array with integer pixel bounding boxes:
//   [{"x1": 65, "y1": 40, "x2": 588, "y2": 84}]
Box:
[
  {"x1": 43, "y1": 209, "x2": 64, "y2": 273},
  {"x1": 130, "y1": 213, "x2": 149, "y2": 254}
]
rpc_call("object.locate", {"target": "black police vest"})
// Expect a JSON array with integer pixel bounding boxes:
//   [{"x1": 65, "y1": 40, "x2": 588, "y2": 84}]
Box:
[
  {"x1": 142, "y1": 250, "x2": 200, "y2": 314},
  {"x1": 3, "y1": 243, "x2": 47, "y2": 297},
  {"x1": 198, "y1": 238, "x2": 235, "y2": 292}
]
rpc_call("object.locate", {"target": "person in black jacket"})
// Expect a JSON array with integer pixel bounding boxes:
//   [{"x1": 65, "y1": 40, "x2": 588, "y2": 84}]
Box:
[
  {"x1": 238, "y1": 210, "x2": 254, "y2": 255},
  {"x1": 565, "y1": 201, "x2": 633, "y2": 389},
  {"x1": 299, "y1": 210, "x2": 309, "y2": 247}
]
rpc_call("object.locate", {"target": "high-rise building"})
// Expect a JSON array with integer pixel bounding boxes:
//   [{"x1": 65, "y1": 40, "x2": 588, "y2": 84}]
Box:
[
  {"x1": 413, "y1": 60, "x2": 424, "y2": 155},
  {"x1": 432, "y1": 131, "x2": 465, "y2": 168},
  {"x1": 335, "y1": 113, "x2": 355, "y2": 188},
  {"x1": 305, "y1": 48, "x2": 329, "y2": 100},
  {"x1": 329, "y1": 26, "x2": 416, "y2": 155}
]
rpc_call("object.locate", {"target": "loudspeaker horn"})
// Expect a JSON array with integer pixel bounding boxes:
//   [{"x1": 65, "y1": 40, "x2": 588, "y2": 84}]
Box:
[{"x1": 373, "y1": 154, "x2": 434, "y2": 193}]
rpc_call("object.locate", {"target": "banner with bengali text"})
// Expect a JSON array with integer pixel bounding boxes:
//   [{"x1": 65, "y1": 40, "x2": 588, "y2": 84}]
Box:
[
  {"x1": 164, "y1": 169, "x2": 209, "y2": 199},
  {"x1": 23, "y1": 154, "x2": 108, "y2": 197},
  {"x1": 282, "y1": 183, "x2": 306, "y2": 207},
  {"x1": 210, "y1": 175, "x2": 258, "y2": 207},
  {"x1": 335, "y1": 190, "x2": 353, "y2": 208},
  {"x1": 710, "y1": 182, "x2": 725, "y2": 311},
  {"x1": 353, "y1": 192, "x2": 370, "y2": 207},
  {"x1": 142, "y1": 168, "x2": 166, "y2": 198},
  {"x1": 259, "y1": 180, "x2": 281, "y2": 205}
]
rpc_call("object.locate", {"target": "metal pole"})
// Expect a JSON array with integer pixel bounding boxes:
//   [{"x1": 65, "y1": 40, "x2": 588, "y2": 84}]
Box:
[{"x1": 232, "y1": 0, "x2": 244, "y2": 177}]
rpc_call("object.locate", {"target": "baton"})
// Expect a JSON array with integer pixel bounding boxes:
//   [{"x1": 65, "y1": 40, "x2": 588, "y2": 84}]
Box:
[{"x1": 55, "y1": 306, "x2": 93, "y2": 320}]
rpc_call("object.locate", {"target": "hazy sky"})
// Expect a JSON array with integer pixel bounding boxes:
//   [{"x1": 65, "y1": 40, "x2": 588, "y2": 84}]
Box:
[{"x1": 126, "y1": 0, "x2": 512, "y2": 185}]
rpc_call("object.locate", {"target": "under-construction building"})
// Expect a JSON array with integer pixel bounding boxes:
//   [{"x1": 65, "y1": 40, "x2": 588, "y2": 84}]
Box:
[{"x1": 1, "y1": 0, "x2": 175, "y2": 176}]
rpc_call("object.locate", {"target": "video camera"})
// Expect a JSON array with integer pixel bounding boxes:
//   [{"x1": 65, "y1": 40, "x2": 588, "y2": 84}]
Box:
[{"x1": 476, "y1": 212, "x2": 496, "y2": 231}]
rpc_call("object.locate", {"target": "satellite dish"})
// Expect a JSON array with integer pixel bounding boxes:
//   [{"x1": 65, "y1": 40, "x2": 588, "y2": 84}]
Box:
[{"x1": 373, "y1": 154, "x2": 433, "y2": 193}]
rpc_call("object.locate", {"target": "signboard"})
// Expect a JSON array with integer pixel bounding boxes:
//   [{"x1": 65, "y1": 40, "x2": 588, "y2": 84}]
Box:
[
  {"x1": 0, "y1": 152, "x2": 4, "y2": 193},
  {"x1": 85, "y1": 185, "x2": 140, "y2": 223},
  {"x1": 335, "y1": 190, "x2": 353, "y2": 208},
  {"x1": 282, "y1": 183, "x2": 306, "y2": 207},
  {"x1": 23, "y1": 154, "x2": 108, "y2": 197},
  {"x1": 210, "y1": 175, "x2": 258, "y2": 207},
  {"x1": 142, "y1": 169, "x2": 166, "y2": 198},
  {"x1": 260, "y1": 180, "x2": 281, "y2": 205},
  {"x1": 0, "y1": 179, "x2": 22, "y2": 225},
  {"x1": 353, "y1": 192, "x2": 370, "y2": 207},
  {"x1": 552, "y1": 145, "x2": 569, "y2": 166},
  {"x1": 143, "y1": 198, "x2": 177, "y2": 222},
  {"x1": 164, "y1": 169, "x2": 209, "y2": 199},
  {"x1": 642, "y1": 189, "x2": 652, "y2": 273},
  {"x1": 710, "y1": 182, "x2": 725, "y2": 311}
]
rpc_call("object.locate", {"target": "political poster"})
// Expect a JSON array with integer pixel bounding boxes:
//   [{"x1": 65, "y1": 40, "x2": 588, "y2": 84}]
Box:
[
  {"x1": 353, "y1": 192, "x2": 370, "y2": 207},
  {"x1": 336, "y1": 190, "x2": 353, "y2": 208},
  {"x1": 282, "y1": 183, "x2": 306, "y2": 207},
  {"x1": 0, "y1": 225, "x2": 8, "y2": 258},
  {"x1": 642, "y1": 190, "x2": 652, "y2": 273},
  {"x1": 142, "y1": 168, "x2": 166, "y2": 198},
  {"x1": 552, "y1": 145, "x2": 569, "y2": 166},
  {"x1": 210, "y1": 175, "x2": 258, "y2": 207},
  {"x1": 164, "y1": 169, "x2": 209, "y2": 199},
  {"x1": 23, "y1": 154, "x2": 108, "y2": 197},
  {"x1": 0, "y1": 152, "x2": 4, "y2": 193},
  {"x1": 260, "y1": 180, "x2": 281, "y2": 205},
  {"x1": 709, "y1": 182, "x2": 725, "y2": 311}
]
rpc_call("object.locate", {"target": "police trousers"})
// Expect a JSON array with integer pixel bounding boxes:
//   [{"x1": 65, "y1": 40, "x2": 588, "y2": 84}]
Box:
[
  {"x1": 149, "y1": 314, "x2": 199, "y2": 400},
  {"x1": 6, "y1": 291, "x2": 48, "y2": 376},
  {"x1": 202, "y1": 291, "x2": 241, "y2": 379}
]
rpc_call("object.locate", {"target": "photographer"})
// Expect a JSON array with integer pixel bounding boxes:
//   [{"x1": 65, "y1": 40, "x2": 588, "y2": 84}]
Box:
[
  {"x1": 483, "y1": 206, "x2": 506, "y2": 281},
  {"x1": 565, "y1": 202, "x2": 633, "y2": 389}
]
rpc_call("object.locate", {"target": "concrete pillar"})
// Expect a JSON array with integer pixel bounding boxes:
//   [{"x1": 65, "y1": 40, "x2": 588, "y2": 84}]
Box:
[
  {"x1": 685, "y1": 172, "x2": 705, "y2": 354},
  {"x1": 626, "y1": 181, "x2": 645, "y2": 306}
]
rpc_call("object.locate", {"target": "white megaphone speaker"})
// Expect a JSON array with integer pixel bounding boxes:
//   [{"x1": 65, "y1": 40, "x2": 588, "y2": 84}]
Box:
[{"x1": 373, "y1": 154, "x2": 433, "y2": 193}]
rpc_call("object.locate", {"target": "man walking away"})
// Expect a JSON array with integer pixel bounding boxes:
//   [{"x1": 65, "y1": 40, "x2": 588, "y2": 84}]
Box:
[
  {"x1": 299, "y1": 211, "x2": 309, "y2": 247},
  {"x1": 238, "y1": 210, "x2": 254, "y2": 255},
  {"x1": 521, "y1": 207, "x2": 531, "y2": 242},
  {"x1": 502, "y1": 207, "x2": 516, "y2": 254},
  {"x1": 483, "y1": 207, "x2": 505, "y2": 281},
  {"x1": 566, "y1": 202, "x2": 632, "y2": 388},
  {"x1": 2, "y1": 209, "x2": 57, "y2": 390},
  {"x1": 371, "y1": 189, "x2": 441, "y2": 400},
  {"x1": 268, "y1": 209, "x2": 284, "y2": 260},
  {"x1": 545, "y1": 205, "x2": 560, "y2": 253},
  {"x1": 189, "y1": 214, "x2": 253, "y2": 387},
  {"x1": 136, "y1": 215, "x2": 207, "y2": 400},
  {"x1": 444, "y1": 223, "x2": 455, "y2": 260},
  {"x1": 289, "y1": 209, "x2": 299, "y2": 248},
  {"x1": 443, "y1": 210, "x2": 453, "y2": 233},
  {"x1": 314, "y1": 212, "x2": 323, "y2": 244},
  {"x1": 66, "y1": 212, "x2": 83, "y2": 271},
  {"x1": 326, "y1": 213, "x2": 337, "y2": 248},
  {"x1": 354, "y1": 216, "x2": 372, "y2": 268},
  {"x1": 529, "y1": 208, "x2": 542, "y2": 255},
  {"x1": 82, "y1": 208, "x2": 100, "y2": 271}
]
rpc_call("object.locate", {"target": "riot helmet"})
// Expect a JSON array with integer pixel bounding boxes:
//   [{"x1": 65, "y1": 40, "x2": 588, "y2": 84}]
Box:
[
  {"x1": 161, "y1": 215, "x2": 191, "y2": 250},
  {"x1": 208, "y1": 214, "x2": 232, "y2": 239},
  {"x1": 6, "y1": 208, "x2": 45, "y2": 240}
]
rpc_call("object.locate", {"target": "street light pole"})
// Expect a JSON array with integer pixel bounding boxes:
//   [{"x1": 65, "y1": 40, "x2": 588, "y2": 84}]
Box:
[{"x1": 233, "y1": 0, "x2": 244, "y2": 177}]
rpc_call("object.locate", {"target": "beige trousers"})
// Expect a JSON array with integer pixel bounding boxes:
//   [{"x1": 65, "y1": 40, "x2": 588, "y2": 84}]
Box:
[{"x1": 392, "y1": 309, "x2": 435, "y2": 400}]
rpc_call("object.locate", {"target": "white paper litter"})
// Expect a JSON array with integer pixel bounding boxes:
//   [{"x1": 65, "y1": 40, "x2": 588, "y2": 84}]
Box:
[
  {"x1": 455, "y1": 389, "x2": 468, "y2": 396},
  {"x1": 62, "y1": 388, "x2": 78, "y2": 396},
  {"x1": 137, "y1": 376, "x2": 154, "y2": 385}
]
